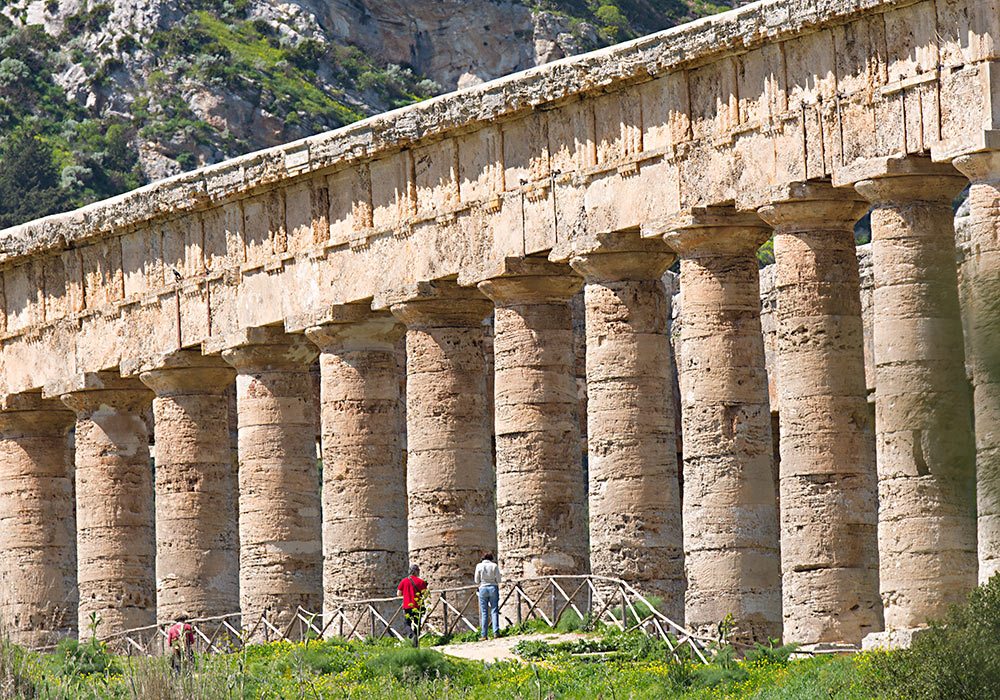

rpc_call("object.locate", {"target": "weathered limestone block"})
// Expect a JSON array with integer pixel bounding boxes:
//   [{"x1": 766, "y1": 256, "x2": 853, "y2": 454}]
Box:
[
  {"x1": 222, "y1": 328, "x2": 322, "y2": 629},
  {"x1": 854, "y1": 157, "x2": 978, "y2": 631},
  {"x1": 138, "y1": 351, "x2": 239, "y2": 621},
  {"x1": 478, "y1": 257, "x2": 588, "y2": 582},
  {"x1": 302, "y1": 306, "x2": 407, "y2": 604},
  {"x1": 0, "y1": 393, "x2": 77, "y2": 647},
  {"x1": 566, "y1": 232, "x2": 683, "y2": 618},
  {"x1": 60, "y1": 373, "x2": 156, "y2": 639},
  {"x1": 758, "y1": 182, "x2": 881, "y2": 646},
  {"x1": 952, "y1": 151, "x2": 1000, "y2": 583},
  {"x1": 661, "y1": 208, "x2": 781, "y2": 644},
  {"x1": 380, "y1": 281, "x2": 495, "y2": 588}
]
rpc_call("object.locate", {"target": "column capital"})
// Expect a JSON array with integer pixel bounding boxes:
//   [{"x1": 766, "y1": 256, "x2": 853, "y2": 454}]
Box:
[
  {"x1": 853, "y1": 156, "x2": 967, "y2": 205},
  {"x1": 58, "y1": 371, "x2": 152, "y2": 417},
  {"x1": 953, "y1": 150, "x2": 1000, "y2": 184},
  {"x1": 376, "y1": 279, "x2": 492, "y2": 328},
  {"x1": 0, "y1": 390, "x2": 75, "y2": 433},
  {"x1": 757, "y1": 181, "x2": 868, "y2": 231},
  {"x1": 566, "y1": 230, "x2": 675, "y2": 283},
  {"x1": 477, "y1": 256, "x2": 581, "y2": 305},
  {"x1": 304, "y1": 304, "x2": 403, "y2": 352},
  {"x1": 220, "y1": 326, "x2": 318, "y2": 372},
  {"x1": 658, "y1": 206, "x2": 771, "y2": 257},
  {"x1": 138, "y1": 350, "x2": 235, "y2": 396}
]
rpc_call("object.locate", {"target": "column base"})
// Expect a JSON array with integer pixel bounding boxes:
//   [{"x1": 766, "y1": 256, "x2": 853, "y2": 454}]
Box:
[{"x1": 861, "y1": 627, "x2": 933, "y2": 651}]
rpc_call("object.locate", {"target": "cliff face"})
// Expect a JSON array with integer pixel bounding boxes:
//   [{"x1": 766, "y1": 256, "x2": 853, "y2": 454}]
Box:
[{"x1": 0, "y1": 0, "x2": 731, "y2": 227}]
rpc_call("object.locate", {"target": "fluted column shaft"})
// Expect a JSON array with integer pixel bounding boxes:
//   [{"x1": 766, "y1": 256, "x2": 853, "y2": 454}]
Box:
[
  {"x1": 663, "y1": 209, "x2": 781, "y2": 644},
  {"x1": 953, "y1": 151, "x2": 1000, "y2": 582},
  {"x1": 222, "y1": 329, "x2": 321, "y2": 628},
  {"x1": 61, "y1": 374, "x2": 155, "y2": 638},
  {"x1": 855, "y1": 158, "x2": 977, "y2": 630},
  {"x1": 758, "y1": 183, "x2": 881, "y2": 646},
  {"x1": 0, "y1": 393, "x2": 77, "y2": 647},
  {"x1": 139, "y1": 351, "x2": 238, "y2": 621},
  {"x1": 387, "y1": 281, "x2": 495, "y2": 588},
  {"x1": 568, "y1": 233, "x2": 683, "y2": 617},
  {"x1": 478, "y1": 258, "x2": 588, "y2": 581},
  {"x1": 305, "y1": 307, "x2": 407, "y2": 604}
]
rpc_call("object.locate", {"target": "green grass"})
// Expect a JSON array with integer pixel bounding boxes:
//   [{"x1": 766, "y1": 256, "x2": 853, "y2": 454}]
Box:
[{"x1": 0, "y1": 624, "x2": 879, "y2": 700}]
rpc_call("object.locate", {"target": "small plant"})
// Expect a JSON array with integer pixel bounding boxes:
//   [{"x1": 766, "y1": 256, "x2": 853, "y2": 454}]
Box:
[{"x1": 512, "y1": 639, "x2": 552, "y2": 660}]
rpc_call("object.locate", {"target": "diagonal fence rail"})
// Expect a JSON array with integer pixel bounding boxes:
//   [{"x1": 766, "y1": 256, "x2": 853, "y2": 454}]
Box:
[{"x1": 92, "y1": 575, "x2": 715, "y2": 663}]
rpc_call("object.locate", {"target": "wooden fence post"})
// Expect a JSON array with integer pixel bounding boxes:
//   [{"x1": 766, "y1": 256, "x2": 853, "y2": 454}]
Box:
[{"x1": 442, "y1": 591, "x2": 449, "y2": 636}]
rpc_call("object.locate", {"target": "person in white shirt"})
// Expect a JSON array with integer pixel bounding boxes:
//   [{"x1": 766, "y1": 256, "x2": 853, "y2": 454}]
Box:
[{"x1": 474, "y1": 551, "x2": 502, "y2": 639}]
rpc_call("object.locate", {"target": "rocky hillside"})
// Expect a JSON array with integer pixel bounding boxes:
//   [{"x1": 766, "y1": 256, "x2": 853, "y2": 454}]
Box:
[{"x1": 0, "y1": 0, "x2": 738, "y2": 229}]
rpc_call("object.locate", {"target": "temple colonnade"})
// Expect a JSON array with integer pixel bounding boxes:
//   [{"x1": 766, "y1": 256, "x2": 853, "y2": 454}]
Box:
[{"x1": 0, "y1": 156, "x2": 991, "y2": 652}]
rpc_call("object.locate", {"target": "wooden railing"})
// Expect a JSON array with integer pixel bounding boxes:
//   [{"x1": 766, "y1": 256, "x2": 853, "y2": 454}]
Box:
[{"x1": 96, "y1": 575, "x2": 713, "y2": 663}]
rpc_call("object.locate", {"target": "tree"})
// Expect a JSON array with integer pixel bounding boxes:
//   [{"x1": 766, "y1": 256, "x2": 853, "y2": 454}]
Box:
[{"x1": 0, "y1": 130, "x2": 70, "y2": 229}]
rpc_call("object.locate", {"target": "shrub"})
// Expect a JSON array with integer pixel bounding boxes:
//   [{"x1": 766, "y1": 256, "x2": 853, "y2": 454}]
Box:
[
  {"x1": 512, "y1": 639, "x2": 552, "y2": 660},
  {"x1": 861, "y1": 573, "x2": 1000, "y2": 700},
  {"x1": 363, "y1": 647, "x2": 459, "y2": 682}
]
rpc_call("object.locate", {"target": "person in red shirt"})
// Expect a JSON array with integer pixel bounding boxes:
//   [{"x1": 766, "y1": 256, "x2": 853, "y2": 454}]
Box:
[
  {"x1": 167, "y1": 615, "x2": 195, "y2": 674},
  {"x1": 397, "y1": 565, "x2": 428, "y2": 643}
]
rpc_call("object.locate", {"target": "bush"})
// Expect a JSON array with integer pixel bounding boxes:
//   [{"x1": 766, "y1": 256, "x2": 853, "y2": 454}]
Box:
[
  {"x1": 363, "y1": 647, "x2": 460, "y2": 682},
  {"x1": 512, "y1": 639, "x2": 552, "y2": 660},
  {"x1": 861, "y1": 573, "x2": 1000, "y2": 700},
  {"x1": 55, "y1": 637, "x2": 118, "y2": 677}
]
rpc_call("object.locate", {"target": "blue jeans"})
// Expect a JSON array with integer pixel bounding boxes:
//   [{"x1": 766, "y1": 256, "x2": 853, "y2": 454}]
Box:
[{"x1": 478, "y1": 585, "x2": 499, "y2": 637}]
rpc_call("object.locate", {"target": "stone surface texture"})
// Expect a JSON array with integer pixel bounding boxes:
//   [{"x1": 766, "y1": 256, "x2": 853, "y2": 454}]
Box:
[
  {"x1": 303, "y1": 306, "x2": 407, "y2": 604},
  {"x1": 952, "y1": 151, "x2": 1000, "y2": 583},
  {"x1": 222, "y1": 328, "x2": 322, "y2": 630},
  {"x1": 138, "y1": 351, "x2": 239, "y2": 622},
  {"x1": 478, "y1": 257, "x2": 588, "y2": 582},
  {"x1": 662, "y1": 208, "x2": 781, "y2": 644},
  {"x1": 566, "y1": 232, "x2": 683, "y2": 618},
  {"x1": 60, "y1": 372, "x2": 156, "y2": 639},
  {"x1": 855, "y1": 158, "x2": 978, "y2": 631},
  {"x1": 0, "y1": 393, "x2": 77, "y2": 647},
  {"x1": 758, "y1": 182, "x2": 882, "y2": 646},
  {"x1": 382, "y1": 281, "x2": 496, "y2": 589}
]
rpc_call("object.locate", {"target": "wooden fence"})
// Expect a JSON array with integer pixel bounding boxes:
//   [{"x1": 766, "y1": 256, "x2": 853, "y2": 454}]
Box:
[{"x1": 97, "y1": 575, "x2": 713, "y2": 663}]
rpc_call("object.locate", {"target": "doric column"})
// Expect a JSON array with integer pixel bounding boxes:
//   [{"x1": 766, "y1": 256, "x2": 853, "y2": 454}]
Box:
[
  {"x1": 0, "y1": 392, "x2": 77, "y2": 647},
  {"x1": 758, "y1": 182, "x2": 881, "y2": 646},
  {"x1": 854, "y1": 157, "x2": 977, "y2": 632},
  {"x1": 60, "y1": 373, "x2": 156, "y2": 638},
  {"x1": 952, "y1": 151, "x2": 1000, "y2": 583},
  {"x1": 138, "y1": 350, "x2": 238, "y2": 621},
  {"x1": 221, "y1": 328, "x2": 322, "y2": 628},
  {"x1": 303, "y1": 306, "x2": 407, "y2": 604},
  {"x1": 662, "y1": 208, "x2": 781, "y2": 644},
  {"x1": 477, "y1": 257, "x2": 588, "y2": 581},
  {"x1": 566, "y1": 232, "x2": 683, "y2": 617},
  {"x1": 380, "y1": 280, "x2": 495, "y2": 588}
]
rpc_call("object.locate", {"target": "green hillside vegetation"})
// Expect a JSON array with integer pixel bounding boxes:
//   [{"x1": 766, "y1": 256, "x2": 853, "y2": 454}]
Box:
[
  {"x1": 525, "y1": 0, "x2": 734, "y2": 41},
  {"x1": 0, "y1": 2, "x2": 437, "y2": 229}
]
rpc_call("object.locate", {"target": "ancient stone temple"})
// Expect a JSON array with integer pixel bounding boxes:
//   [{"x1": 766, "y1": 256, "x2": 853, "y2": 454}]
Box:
[{"x1": 0, "y1": 0, "x2": 997, "y2": 652}]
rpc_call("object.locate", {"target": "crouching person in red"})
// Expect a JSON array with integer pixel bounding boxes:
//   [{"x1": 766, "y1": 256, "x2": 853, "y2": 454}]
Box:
[{"x1": 397, "y1": 565, "x2": 427, "y2": 645}]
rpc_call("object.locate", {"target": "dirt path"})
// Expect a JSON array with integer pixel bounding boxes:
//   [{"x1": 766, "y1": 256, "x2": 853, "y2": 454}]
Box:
[{"x1": 437, "y1": 632, "x2": 588, "y2": 662}]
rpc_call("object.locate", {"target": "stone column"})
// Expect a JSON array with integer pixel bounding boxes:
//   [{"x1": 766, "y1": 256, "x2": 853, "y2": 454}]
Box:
[
  {"x1": 221, "y1": 328, "x2": 322, "y2": 629},
  {"x1": 303, "y1": 306, "x2": 407, "y2": 604},
  {"x1": 138, "y1": 350, "x2": 238, "y2": 621},
  {"x1": 477, "y1": 257, "x2": 588, "y2": 582},
  {"x1": 566, "y1": 232, "x2": 683, "y2": 618},
  {"x1": 381, "y1": 280, "x2": 495, "y2": 588},
  {"x1": 60, "y1": 373, "x2": 156, "y2": 639},
  {"x1": 952, "y1": 152, "x2": 1000, "y2": 583},
  {"x1": 758, "y1": 182, "x2": 881, "y2": 646},
  {"x1": 662, "y1": 208, "x2": 781, "y2": 644},
  {"x1": 854, "y1": 157, "x2": 977, "y2": 633},
  {"x1": 0, "y1": 392, "x2": 76, "y2": 647}
]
